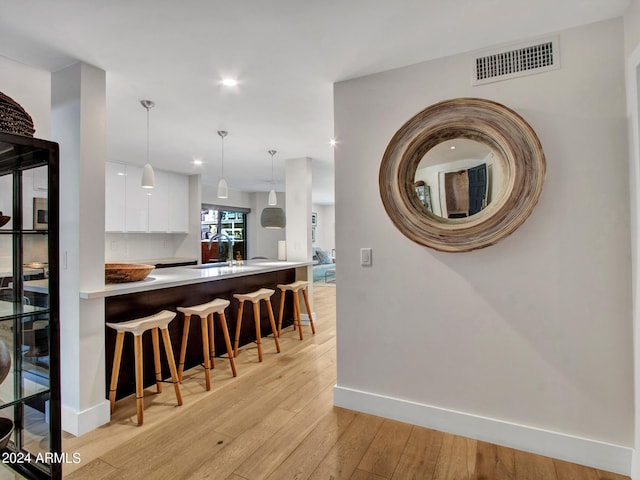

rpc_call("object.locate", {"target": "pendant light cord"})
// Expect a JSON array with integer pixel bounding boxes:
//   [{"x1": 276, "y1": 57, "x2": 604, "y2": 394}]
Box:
[
  {"x1": 268, "y1": 149, "x2": 276, "y2": 185},
  {"x1": 218, "y1": 130, "x2": 228, "y2": 179},
  {"x1": 146, "y1": 107, "x2": 150, "y2": 164},
  {"x1": 140, "y1": 99, "x2": 155, "y2": 165}
]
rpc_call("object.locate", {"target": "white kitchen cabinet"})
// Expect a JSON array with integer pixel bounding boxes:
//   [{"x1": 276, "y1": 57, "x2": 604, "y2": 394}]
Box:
[
  {"x1": 148, "y1": 170, "x2": 169, "y2": 232},
  {"x1": 105, "y1": 162, "x2": 126, "y2": 231},
  {"x1": 168, "y1": 173, "x2": 189, "y2": 233},
  {"x1": 105, "y1": 161, "x2": 189, "y2": 233},
  {"x1": 124, "y1": 164, "x2": 149, "y2": 232}
]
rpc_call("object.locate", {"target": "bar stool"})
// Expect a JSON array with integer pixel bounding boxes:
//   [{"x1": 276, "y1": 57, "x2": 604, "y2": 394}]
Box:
[
  {"x1": 233, "y1": 288, "x2": 280, "y2": 362},
  {"x1": 176, "y1": 298, "x2": 237, "y2": 391},
  {"x1": 277, "y1": 280, "x2": 316, "y2": 340},
  {"x1": 107, "y1": 310, "x2": 183, "y2": 426}
]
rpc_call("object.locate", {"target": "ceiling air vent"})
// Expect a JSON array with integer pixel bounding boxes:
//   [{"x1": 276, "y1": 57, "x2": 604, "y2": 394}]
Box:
[{"x1": 472, "y1": 37, "x2": 560, "y2": 86}]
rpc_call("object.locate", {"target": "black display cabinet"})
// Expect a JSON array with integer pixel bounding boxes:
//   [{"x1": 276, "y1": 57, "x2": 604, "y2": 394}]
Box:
[{"x1": 0, "y1": 132, "x2": 61, "y2": 479}]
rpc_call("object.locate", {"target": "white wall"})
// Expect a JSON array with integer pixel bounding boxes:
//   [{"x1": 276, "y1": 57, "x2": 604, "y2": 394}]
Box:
[
  {"x1": 201, "y1": 183, "x2": 252, "y2": 209},
  {"x1": 626, "y1": 0, "x2": 640, "y2": 57},
  {"x1": 334, "y1": 18, "x2": 633, "y2": 474},
  {"x1": 249, "y1": 192, "x2": 286, "y2": 259},
  {"x1": 0, "y1": 56, "x2": 51, "y2": 140},
  {"x1": 624, "y1": 2, "x2": 640, "y2": 478},
  {"x1": 312, "y1": 203, "x2": 335, "y2": 253}
]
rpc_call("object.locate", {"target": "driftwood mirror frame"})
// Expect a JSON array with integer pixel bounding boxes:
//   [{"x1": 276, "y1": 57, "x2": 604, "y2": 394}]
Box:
[{"x1": 379, "y1": 98, "x2": 545, "y2": 252}]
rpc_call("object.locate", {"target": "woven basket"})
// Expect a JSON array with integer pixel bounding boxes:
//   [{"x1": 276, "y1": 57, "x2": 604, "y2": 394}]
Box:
[{"x1": 0, "y1": 91, "x2": 35, "y2": 137}]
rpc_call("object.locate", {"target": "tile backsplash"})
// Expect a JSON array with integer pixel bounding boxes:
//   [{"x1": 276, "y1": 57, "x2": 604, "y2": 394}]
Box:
[{"x1": 105, "y1": 233, "x2": 177, "y2": 262}]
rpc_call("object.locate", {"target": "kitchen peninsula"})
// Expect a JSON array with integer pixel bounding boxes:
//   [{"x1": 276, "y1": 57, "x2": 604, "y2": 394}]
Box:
[{"x1": 81, "y1": 260, "x2": 312, "y2": 399}]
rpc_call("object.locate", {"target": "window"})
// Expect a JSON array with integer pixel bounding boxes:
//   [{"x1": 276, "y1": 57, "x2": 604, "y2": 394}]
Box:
[{"x1": 201, "y1": 205, "x2": 248, "y2": 262}]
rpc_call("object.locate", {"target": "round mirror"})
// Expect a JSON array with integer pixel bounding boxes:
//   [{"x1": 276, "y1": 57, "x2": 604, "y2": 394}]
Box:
[
  {"x1": 414, "y1": 138, "x2": 510, "y2": 220},
  {"x1": 379, "y1": 98, "x2": 545, "y2": 252}
]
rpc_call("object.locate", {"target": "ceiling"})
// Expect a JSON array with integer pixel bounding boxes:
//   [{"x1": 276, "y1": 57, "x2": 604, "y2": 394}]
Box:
[{"x1": 0, "y1": 0, "x2": 631, "y2": 205}]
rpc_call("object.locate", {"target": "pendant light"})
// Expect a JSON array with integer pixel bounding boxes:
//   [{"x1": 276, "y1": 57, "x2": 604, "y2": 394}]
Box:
[
  {"x1": 260, "y1": 207, "x2": 286, "y2": 228},
  {"x1": 261, "y1": 148, "x2": 286, "y2": 228},
  {"x1": 217, "y1": 130, "x2": 228, "y2": 199},
  {"x1": 140, "y1": 100, "x2": 155, "y2": 188},
  {"x1": 267, "y1": 149, "x2": 277, "y2": 206}
]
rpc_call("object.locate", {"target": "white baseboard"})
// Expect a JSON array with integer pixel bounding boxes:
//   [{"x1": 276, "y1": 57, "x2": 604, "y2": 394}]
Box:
[
  {"x1": 301, "y1": 312, "x2": 315, "y2": 325},
  {"x1": 333, "y1": 385, "x2": 632, "y2": 476},
  {"x1": 62, "y1": 400, "x2": 110, "y2": 437}
]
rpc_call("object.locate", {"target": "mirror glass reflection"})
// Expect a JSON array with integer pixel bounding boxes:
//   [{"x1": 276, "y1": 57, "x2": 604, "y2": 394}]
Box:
[{"x1": 414, "y1": 139, "x2": 509, "y2": 219}]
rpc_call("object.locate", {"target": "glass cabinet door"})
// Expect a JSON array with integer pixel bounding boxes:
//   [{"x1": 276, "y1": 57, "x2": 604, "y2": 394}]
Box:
[{"x1": 0, "y1": 133, "x2": 60, "y2": 479}]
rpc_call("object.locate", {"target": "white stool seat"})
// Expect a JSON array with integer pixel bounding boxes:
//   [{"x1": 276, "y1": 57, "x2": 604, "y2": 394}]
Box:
[
  {"x1": 277, "y1": 280, "x2": 309, "y2": 292},
  {"x1": 177, "y1": 298, "x2": 230, "y2": 317},
  {"x1": 107, "y1": 310, "x2": 175, "y2": 337},
  {"x1": 233, "y1": 288, "x2": 275, "y2": 304},
  {"x1": 176, "y1": 297, "x2": 237, "y2": 390}
]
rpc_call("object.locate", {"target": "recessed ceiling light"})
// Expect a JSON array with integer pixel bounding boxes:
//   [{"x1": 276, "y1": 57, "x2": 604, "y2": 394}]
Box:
[
  {"x1": 221, "y1": 78, "x2": 238, "y2": 87},
  {"x1": 193, "y1": 158, "x2": 203, "y2": 166},
  {"x1": 450, "y1": 146, "x2": 456, "y2": 150},
  {"x1": 329, "y1": 138, "x2": 337, "y2": 146}
]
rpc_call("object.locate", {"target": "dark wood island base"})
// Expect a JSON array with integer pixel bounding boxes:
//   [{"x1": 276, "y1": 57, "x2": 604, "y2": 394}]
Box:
[{"x1": 105, "y1": 268, "x2": 296, "y2": 400}]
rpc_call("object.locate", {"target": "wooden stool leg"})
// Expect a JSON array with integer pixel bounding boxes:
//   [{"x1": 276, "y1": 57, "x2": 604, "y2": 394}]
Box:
[
  {"x1": 234, "y1": 301, "x2": 245, "y2": 357},
  {"x1": 160, "y1": 327, "x2": 183, "y2": 406},
  {"x1": 218, "y1": 312, "x2": 237, "y2": 377},
  {"x1": 293, "y1": 291, "x2": 303, "y2": 340},
  {"x1": 277, "y1": 290, "x2": 286, "y2": 337},
  {"x1": 265, "y1": 298, "x2": 280, "y2": 353},
  {"x1": 207, "y1": 313, "x2": 216, "y2": 370},
  {"x1": 253, "y1": 302, "x2": 263, "y2": 362},
  {"x1": 200, "y1": 315, "x2": 212, "y2": 391},
  {"x1": 292, "y1": 292, "x2": 297, "y2": 332},
  {"x1": 133, "y1": 334, "x2": 144, "y2": 425},
  {"x1": 301, "y1": 288, "x2": 315, "y2": 335},
  {"x1": 151, "y1": 327, "x2": 163, "y2": 393},
  {"x1": 177, "y1": 314, "x2": 192, "y2": 382},
  {"x1": 109, "y1": 331, "x2": 125, "y2": 414}
]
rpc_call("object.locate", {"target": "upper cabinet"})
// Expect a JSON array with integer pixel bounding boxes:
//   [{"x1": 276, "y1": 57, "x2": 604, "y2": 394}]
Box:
[
  {"x1": 167, "y1": 172, "x2": 189, "y2": 233},
  {"x1": 124, "y1": 164, "x2": 149, "y2": 232},
  {"x1": 148, "y1": 170, "x2": 169, "y2": 232},
  {"x1": 106, "y1": 161, "x2": 189, "y2": 233}
]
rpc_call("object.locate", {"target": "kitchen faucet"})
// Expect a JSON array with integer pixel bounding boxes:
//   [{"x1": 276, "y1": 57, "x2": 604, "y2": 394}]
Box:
[{"x1": 208, "y1": 233, "x2": 234, "y2": 262}]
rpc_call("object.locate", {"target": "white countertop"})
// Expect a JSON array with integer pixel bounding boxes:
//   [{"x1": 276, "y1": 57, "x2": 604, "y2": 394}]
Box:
[
  {"x1": 0, "y1": 267, "x2": 46, "y2": 278},
  {"x1": 22, "y1": 279, "x2": 49, "y2": 294},
  {"x1": 80, "y1": 260, "x2": 312, "y2": 299},
  {"x1": 0, "y1": 300, "x2": 45, "y2": 317}
]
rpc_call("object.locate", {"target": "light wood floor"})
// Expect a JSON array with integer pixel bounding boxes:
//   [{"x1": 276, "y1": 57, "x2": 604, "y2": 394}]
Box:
[{"x1": 62, "y1": 285, "x2": 629, "y2": 480}]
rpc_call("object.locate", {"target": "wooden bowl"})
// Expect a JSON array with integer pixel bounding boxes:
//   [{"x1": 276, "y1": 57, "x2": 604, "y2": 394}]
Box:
[
  {"x1": 105, "y1": 263, "x2": 155, "y2": 284},
  {"x1": 0, "y1": 418, "x2": 14, "y2": 449}
]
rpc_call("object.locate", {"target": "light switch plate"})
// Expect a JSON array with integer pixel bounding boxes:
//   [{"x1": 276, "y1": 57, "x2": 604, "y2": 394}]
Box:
[{"x1": 360, "y1": 248, "x2": 372, "y2": 266}]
